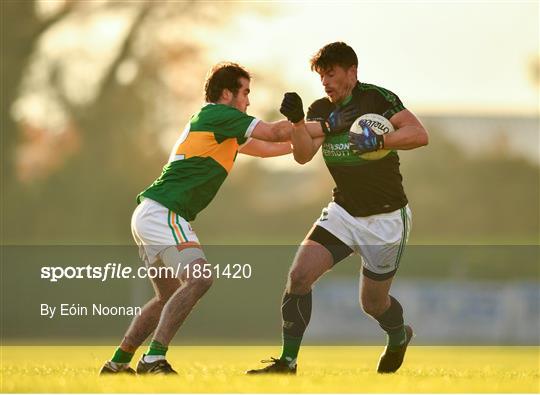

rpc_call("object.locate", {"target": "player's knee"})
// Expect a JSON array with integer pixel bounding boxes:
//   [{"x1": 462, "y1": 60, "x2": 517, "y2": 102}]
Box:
[
  {"x1": 361, "y1": 296, "x2": 387, "y2": 317},
  {"x1": 288, "y1": 267, "x2": 313, "y2": 293},
  {"x1": 199, "y1": 274, "x2": 214, "y2": 290},
  {"x1": 186, "y1": 271, "x2": 214, "y2": 293},
  {"x1": 193, "y1": 275, "x2": 214, "y2": 294}
]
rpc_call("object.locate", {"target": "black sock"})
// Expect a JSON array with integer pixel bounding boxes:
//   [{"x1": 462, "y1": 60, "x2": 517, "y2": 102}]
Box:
[
  {"x1": 280, "y1": 291, "x2": 312, "y2": 363},
  {"x1": 374, "y1": 295, "x2": 406, "y2": 349}
]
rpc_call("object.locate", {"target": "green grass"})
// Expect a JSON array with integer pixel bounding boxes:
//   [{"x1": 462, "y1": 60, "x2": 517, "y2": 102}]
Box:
[{"x1": 1, "y1": 346, "x2": 538, "y2": 393}]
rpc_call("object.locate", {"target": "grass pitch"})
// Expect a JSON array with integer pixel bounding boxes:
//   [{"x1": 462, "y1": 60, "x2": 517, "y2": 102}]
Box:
[{"x1": 1, "y1": 346, "x2": 538, "y2": 393}]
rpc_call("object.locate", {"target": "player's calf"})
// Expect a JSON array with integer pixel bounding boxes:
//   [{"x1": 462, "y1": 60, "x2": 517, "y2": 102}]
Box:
[
  {"x1": 359, "y1": 274, "x2": 411, "y2": 372},
  {"x1": 362, "y1": 293, "x2": 412, "y2": 373},
  {"x1": 361, "y1": 295, "x2": 390, "y2": 318},
  {"x1": 366, "y1": 295, "x2": 407, "y2": 350}
]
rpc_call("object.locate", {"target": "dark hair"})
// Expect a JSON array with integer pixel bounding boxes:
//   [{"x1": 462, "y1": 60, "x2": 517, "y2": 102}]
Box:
[
  {"x1": 310, "y1": 42, "x2": 358, "y2": 73},
  {"x1": 204, "y1": 62, "x2": 251, "y2": 103}
]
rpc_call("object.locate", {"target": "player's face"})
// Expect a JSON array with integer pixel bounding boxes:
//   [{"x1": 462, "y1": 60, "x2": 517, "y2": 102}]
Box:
[
  {"x1": 230, "y1": 78, "x2": 251, "y2": 113},
  {"x1": 318, "y1": 65, "x2": 357, "y2": 103}
]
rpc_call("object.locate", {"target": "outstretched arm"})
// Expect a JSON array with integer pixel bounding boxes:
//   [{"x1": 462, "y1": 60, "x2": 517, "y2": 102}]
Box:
[
  {"x1": 238, "y1": 139, "x2": 292, "y2": 158},
  {"x1": 250, "y1": 119, "x2": 293, "y2": 142}
]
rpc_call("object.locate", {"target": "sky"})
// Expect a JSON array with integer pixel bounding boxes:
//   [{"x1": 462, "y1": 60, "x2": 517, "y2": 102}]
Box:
[{"x1": 203, "y1": 1, "x2": 539, "y2": 117}]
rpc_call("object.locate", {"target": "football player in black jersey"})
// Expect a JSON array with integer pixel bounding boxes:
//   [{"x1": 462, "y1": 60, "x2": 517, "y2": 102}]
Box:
[{"x1": 247, "y1": 42, "x2": 428, "y2": 375}]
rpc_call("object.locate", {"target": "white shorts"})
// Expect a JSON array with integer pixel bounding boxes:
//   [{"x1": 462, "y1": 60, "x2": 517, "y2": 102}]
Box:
[
  {"x1": 131, "y1": 198, "x2": 201, "y2": 266},
  {"x1": 313, "y1": 202, "x2": 412, "y2": 276}
]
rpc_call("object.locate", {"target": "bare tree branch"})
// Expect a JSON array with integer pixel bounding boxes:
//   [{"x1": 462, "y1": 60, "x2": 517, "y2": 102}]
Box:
[
  {"x1": 97, "y1": 1, "x2": 154, "y2": 99},
  {"x1": 31, "y1": 0, "x2": 76, "y2": 42}
]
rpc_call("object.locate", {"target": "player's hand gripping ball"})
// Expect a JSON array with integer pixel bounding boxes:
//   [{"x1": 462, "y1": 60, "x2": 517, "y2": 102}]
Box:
[{"x1": 349, "y1": 113, "x2": 394, "y2": 160}]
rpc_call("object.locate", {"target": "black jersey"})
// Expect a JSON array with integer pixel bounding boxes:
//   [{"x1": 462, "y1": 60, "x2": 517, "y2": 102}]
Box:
[{"x1": 307, "y1": 82, "x2": 408, "y2": 217}]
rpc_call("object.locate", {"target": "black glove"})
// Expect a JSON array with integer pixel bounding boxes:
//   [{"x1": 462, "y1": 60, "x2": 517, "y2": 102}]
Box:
[
  {"x1": 349, "y1": 120, "x2": 385, "y2": 154},
  {"x1": 321, "y1": 102, "x2": 362, "y2": 135},
  {"x1": 280, "y1": 92, "x2": 305, "y2": 123}
]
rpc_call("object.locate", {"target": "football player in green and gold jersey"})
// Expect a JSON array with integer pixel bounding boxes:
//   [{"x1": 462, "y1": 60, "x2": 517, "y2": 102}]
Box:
[{"x1": 100, "y1": 62, "x2": 296, "y2": 375}]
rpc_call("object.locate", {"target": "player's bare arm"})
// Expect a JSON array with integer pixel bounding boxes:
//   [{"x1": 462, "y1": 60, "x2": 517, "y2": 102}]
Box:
[
  {"x1": 238, "y1": 138, "x2": 292, "y2": 157},
  {"x1": 385, "y1": 109, "x2": 429, "y2": 150},
  {"x1": 251, "y1": 119, "x2": 293, "y2": 142},
  {"x1": 290, "y1": 120, "x2": 325, "y2": 164}
]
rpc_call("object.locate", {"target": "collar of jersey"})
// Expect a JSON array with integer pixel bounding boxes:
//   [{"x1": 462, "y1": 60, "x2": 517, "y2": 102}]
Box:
[
  {"x1": 338, "y1": 94, "x2": 353, "y2": 107},
  {"x1": 336, "y1": 81, "x2": 361, "y2": 107}
]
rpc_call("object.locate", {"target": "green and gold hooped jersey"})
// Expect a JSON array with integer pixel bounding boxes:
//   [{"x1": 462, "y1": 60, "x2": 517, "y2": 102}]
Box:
[{"x1": 138, "y1": 103, "x2": 259, "y2": 221}]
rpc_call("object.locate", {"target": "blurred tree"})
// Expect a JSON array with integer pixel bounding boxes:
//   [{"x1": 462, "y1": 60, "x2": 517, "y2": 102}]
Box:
[
  {"x1": 400, "y1": 128, "x2": 539, "y2": 243},
  {"x1": 1, "y1": 0, "x2": 243, "y2": 243},
  {"x1": 1, "y1": 0, "x2": 74, "y2": 242},
  {"x1": 1, "y1": 1, "x2": 537, "y2": 246}
]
